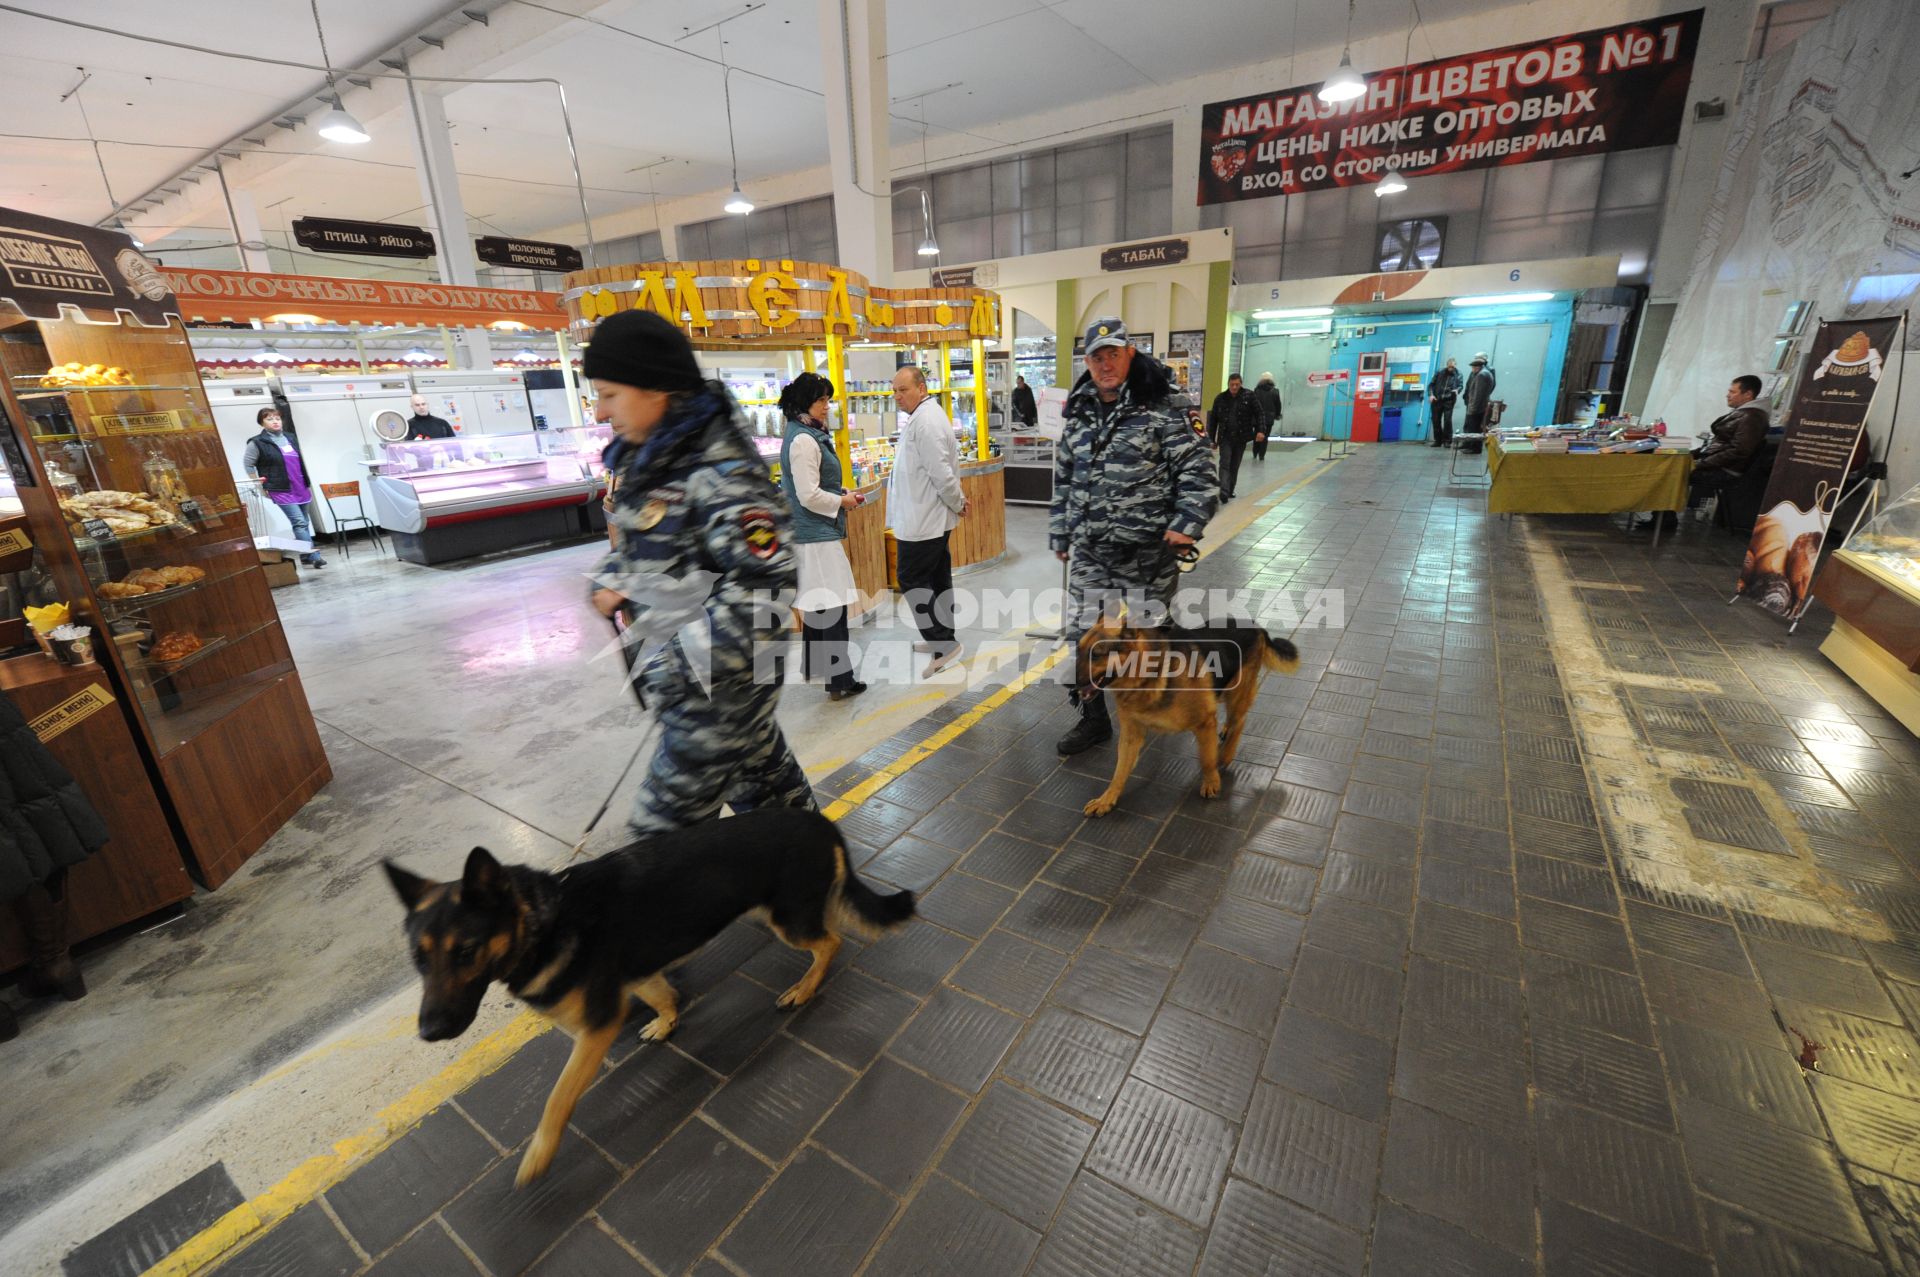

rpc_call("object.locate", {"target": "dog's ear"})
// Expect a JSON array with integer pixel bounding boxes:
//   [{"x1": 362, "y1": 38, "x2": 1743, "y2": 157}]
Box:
[
  {"x1": 384, "y1": 861, "x2": 434, "y2": 910},
  {"x1": 462, "y1": 847, "x2": 506, "y2": 902}
]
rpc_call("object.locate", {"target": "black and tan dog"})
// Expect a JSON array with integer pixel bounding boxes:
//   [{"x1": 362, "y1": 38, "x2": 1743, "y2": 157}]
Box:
[
  {"x1": 383, "y1": 807, "x2": 913, "y2": 1185},
  {"x1": 1074, "y1": 616, "x2": 1300, "y2": 817}
]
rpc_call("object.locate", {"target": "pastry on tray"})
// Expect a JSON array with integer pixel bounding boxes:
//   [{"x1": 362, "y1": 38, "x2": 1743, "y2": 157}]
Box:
[
  {"x1": 148, "y1": 631, "x2": 204, "y2": 663},
  {"x1": 60, "y1": 490, "x2": 178, "y2": 532}
]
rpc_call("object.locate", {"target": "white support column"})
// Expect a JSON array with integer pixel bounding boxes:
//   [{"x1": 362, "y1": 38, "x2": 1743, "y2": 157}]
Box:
[
  {"x1": 818, "y1": 0, "x2": 892, "y2": 282},
  {"x1": 227, "y1": 187, "x2": 273, "y2": 273},
  {"x1": 405, "y1": 79, "x2": 493, "y2": 370},
  {"x1": 1169, "y1": 108, "x2": 1202, "y2": 234}
]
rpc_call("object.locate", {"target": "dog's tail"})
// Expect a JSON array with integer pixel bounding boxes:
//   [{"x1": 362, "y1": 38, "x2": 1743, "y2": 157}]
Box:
[
  {"x1": 830, "y1": 841, "x2": 917, "y2": 939},
  {"x1": 1261, "y1": 630, "x2": 1301, "y2": 674}
]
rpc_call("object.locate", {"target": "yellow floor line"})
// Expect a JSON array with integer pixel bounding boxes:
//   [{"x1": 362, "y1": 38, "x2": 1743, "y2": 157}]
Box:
[
  {"x1": 146, "y1": 458, "x2": 1340, "y2": 1275},
  {"x1": 145, "y1": 1014, "x2": 548, "y2": 1277}
]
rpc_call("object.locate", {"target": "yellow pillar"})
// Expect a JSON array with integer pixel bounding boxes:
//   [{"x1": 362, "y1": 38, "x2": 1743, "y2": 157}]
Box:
[
  {"x1": 939, "y1": 344, "x2": 953, "y2": 417},
  {"x1": 827, "y1": 333, "x2": 854, "y2": 487},
  {"x1": 971, "y1": 337, "x2": 989, "y2": 461}
]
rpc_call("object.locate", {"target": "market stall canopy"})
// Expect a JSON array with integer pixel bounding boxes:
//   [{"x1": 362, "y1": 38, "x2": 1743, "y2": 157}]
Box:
[
  {"x1": 563, "y1": 258, "x2": 1001, "y2": 348},
  {"x1": 0, "y1": 206, "x2": 178, "y2": 328},
  {"x1": 158, "y1": 267, "x2": 570, "y2": 332}
]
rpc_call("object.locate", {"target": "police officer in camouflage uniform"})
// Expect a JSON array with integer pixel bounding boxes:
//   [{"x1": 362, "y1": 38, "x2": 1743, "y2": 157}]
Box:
[
  {"x1": 1050, "y1": 317, "x2": 1219, "y2": 754},
  {"x1": 585, "y1": 309, "x2": 817, "y2": 834}
]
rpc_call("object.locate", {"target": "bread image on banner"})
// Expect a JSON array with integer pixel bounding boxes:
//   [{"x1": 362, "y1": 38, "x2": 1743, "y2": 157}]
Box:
[
  {"x1": 1739, "y1": 500, "x2": 1826, "y2": 614},
  {"x1": 1813, "y1": 330, "x2": 1884, "y2": 381}
]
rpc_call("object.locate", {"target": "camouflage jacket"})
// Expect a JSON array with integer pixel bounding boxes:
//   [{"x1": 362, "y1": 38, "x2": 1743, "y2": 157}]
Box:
[
  {"x1": 592, "y1": 383, "x2": 794, "y2": 686},
  {"x1": 1049, "y1": 353, "x2": 1218, "y2": 553}
]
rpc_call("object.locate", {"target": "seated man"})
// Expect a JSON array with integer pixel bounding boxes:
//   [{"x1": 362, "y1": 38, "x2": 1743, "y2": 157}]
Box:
[{"x1": 1646, "y1": 374, "x2": 1769, "y2": 531}]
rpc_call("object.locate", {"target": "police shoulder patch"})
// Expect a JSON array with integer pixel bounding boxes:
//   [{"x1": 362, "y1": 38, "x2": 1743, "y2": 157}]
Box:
[{"x1": 740, "y1": 507, "x2": 780, "y2": 559}]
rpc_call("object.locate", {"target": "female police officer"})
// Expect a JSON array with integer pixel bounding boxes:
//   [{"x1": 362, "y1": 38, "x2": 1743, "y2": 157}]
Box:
[{"x1": 585, "y1": 308, "x2": 816, "y2": 834}]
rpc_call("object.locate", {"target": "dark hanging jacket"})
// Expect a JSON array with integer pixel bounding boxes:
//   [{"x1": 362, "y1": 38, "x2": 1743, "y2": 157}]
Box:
[{"x1": 0, "y1": 688, "x2": 107, "y2": 903}]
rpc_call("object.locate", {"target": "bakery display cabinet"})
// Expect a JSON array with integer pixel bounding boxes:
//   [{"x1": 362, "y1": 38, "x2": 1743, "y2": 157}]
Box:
[
  {"x1": 1815, "y1": 481, "x2": 1920, "y2": 735},
  {"x1": 0, "y1": 207, "x2": 330, "y2": 887}
]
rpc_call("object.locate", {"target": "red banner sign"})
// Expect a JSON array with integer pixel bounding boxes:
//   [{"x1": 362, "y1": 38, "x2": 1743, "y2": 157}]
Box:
[
  {"x1": 160, "y1": 267, "x2": 568, "y2": 331},
  {"x1": 1198, "y1": 10, "x2": 1702, "y2": 204}
]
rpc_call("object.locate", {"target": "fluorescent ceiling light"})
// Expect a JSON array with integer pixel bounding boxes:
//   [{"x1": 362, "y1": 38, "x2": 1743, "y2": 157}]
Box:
[
  {"x1": 1449, "y1": 292, "x2": 1556, "y2": 307},
  {"x1": 1251, "y1": 306, "x2": 1333, "y2": 320},
  {"x1": 316, "y1": 103, "x2": 370, "y2": 145},
  {"x1": 1374, "y1": 164, "x2": 1408, "y2": 196},
  {"x1": 1318, "y1": 52, "x2": 1366, "y2": 103},
  {"x1": 724, "y1": 184, "x2": 754, "y2": 215}
]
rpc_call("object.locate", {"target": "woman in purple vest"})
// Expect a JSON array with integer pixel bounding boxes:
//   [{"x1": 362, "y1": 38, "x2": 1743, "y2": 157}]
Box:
[{"x1": 242, "y1": 407, "x2": 326, "y2": 568}]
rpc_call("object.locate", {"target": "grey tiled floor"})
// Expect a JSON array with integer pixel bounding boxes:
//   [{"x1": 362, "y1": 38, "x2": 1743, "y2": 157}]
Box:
[{"x1": 191, "y1": 445, "x2": 1920, "y2": 1275}]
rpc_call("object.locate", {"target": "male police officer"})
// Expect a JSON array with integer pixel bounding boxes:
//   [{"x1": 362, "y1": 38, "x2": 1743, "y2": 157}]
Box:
[{"x1": 1050, "y1": 318, "x2": 1218, "y2": 754}]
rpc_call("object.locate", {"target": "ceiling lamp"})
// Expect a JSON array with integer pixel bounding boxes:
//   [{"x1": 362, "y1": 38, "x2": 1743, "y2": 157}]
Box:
[
  {"x1": 1374, "y1": 160, "x2": 1407, "y2": 196},
  {"x1": 1318, "y1": 0, "x2": 1368, "y2": 103},
  {"x1": 512, "y1": 347, "x2": 543, "y2": 363},
  {"x1": 718, "y1": 26, "x2": 751, "y2": 215},
  {"x1": 1448, "y1": 292, "x2": 1556, "y2": 307},
  {"x1": 309, "y1": 2, "x2": 370, "y2": 144},
  {"x1": 1251, "y1": 306, "x2": 1333, "y2": 320},
  {"x1": 724, "y1": 183, "x2": 754, "y2": 216},
  {"x1": 402, "y1": 346, "x2": 436, "y2": 363},
  {"x1": 316, "y1": 101, "x2": 370, "y2": 145},
  {"x1": 256, "y1": 344, "x2": 291, "y2": 363},
  {"x1": 917, "y1": 234, "x2": 941, "y2": 258}
]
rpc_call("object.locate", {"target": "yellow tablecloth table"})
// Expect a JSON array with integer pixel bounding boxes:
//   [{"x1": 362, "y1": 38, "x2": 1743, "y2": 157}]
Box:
[{"x1": 1486, "y1": 438, "x2": 1693, "y2": 515}]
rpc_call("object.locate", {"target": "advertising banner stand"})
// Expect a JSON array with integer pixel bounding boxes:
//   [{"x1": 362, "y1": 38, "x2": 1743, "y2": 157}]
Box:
[{"x1": 1731, "y1": 313, "x2": 1907, "y2": 631}]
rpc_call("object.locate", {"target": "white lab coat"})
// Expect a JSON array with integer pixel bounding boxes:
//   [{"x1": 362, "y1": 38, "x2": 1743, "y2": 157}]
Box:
[{"x1": 887, "y1": 396, "x2": 965, "y2": 542}]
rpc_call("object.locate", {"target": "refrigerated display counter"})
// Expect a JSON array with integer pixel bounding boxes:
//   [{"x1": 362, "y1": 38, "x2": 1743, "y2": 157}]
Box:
[
  {"x1": 367, "y1": 432, "x2": 600, "y2": 564},
  {"x1": 1815, "y1": 481, "x2": 1920, "y2": 735}
]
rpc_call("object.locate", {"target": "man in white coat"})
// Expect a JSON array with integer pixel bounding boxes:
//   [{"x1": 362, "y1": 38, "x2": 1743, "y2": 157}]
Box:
[{"x1": 889, "y1": 365, "x2": 969, "y2": 676}]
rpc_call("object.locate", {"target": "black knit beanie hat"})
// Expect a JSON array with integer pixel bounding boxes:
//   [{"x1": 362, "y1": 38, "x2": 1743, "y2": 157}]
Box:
[{"x1": 581, "y1": 309, "x2": 705, "y2": 392}]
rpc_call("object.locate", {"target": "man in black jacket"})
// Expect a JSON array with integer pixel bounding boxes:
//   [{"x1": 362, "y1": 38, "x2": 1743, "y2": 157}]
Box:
[
  {"x1": 1643, "y1": 374, "x2": 1771, "y2": 531},
  {"x1": 1251, "y1": 373, "x2": 1280, "y2": 459},
  {"x1": 1011, "y1": 376, "x2": 1038, "y2": 428},
  {"x1": 406, "y1": 393, "x2": 457, "y2": 440},
  {"x1": 1428, "y1": 358, "x2": 1462, "y2": 447},
  {"x1": 1208, "y1": 374, "x2": 1259, "y2": 500}
]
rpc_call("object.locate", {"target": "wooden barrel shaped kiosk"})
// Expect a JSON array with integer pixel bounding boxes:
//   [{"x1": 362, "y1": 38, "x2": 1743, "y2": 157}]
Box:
[{"x1": 562, "y1": 259, "x2": 1009, "y2": 614}]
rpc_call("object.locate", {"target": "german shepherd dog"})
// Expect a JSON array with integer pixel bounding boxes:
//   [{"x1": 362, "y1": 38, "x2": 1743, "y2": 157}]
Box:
[
  {"x1": 1074, "y1": 617, "x2": 1300, "y2": 817},
  {"x1": 383, "y1": 807, "x2": 914, "y2": 1185}
]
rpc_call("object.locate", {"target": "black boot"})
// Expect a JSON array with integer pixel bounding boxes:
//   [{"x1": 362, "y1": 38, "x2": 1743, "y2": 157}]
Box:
[
  {"x1": 16, "y1": 871, "x2": 85, "y2": 1002},
  {"x1": 1056, "y1": 693, "x2": 1113, "y2": 755}
]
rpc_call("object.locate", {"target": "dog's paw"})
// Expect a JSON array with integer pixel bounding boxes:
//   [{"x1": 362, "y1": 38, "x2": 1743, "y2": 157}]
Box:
[
  {"x1": 516, "y1": 1137, "x2": 557, "y2": 1188},
  {"x1": 1198, "y1": 772, "x2": 1222, "y2": 798},
  {"x1": 1083, "y1": 794, "x2": 1118, "y2": 817},
  {"x1": 776, "y1": 983, "x2": 816, "y2": 1009},
  {"x1": 638, "y1": 1015, "x2": 677, "y2": 1042}
]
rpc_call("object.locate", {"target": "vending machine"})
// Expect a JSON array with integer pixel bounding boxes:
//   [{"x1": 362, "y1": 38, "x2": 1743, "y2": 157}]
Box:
[{"x1": 1352, "y1": 351, "x2": 1386, "y2": 443}]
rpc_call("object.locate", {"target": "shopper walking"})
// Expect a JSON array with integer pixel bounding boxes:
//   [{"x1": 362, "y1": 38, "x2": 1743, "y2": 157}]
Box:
[
  {"x1": 1428, "y1": 358, "x2": 1462, "y2": 447},
  {"x1": 1012, "y1": 375, "x2": 1038, "y2": 428},
  {"x1": 0, "y1": 687, "x2": 108, "y2": 1041},
  {"x1": 1251, "y1": 372, "x2": 1281, "y2": 460},
  {"x1": 888, "y1": 365, "x2": 968, "y2": 677},
  {"x1": 1051, "y1": 317, "x2": 1218, "y2": 754},
  {"x1": 779, "y1": 372, "x2": 867, "y2": 701},
  {"x1": 242, "y1": 407, "x2": 326, "y2": 567},
  {"x1": 587, "y1": 309, "x2": 816, "y2": 835},
  {"x1": 1460, "y1": 354, "x2": 1497, "y2": 453},
  {"x1": 1207, "y1": 373, "x2": 1259, "y2": 500}
]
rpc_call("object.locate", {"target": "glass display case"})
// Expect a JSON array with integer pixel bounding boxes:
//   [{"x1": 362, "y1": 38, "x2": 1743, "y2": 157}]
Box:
[
  {"x1": 367, "y1": 431, "x2": 600, "y2": 563},
  {"x1": 1837, "y1": 482, "x2": 1920, "y2": 592},
  {"x1": 0, "y1": 280, "x2": 329, "y2": 887}
]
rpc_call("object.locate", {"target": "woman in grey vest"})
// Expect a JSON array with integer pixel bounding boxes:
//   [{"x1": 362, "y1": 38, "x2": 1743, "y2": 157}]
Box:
[{"x1": 779, "y1": 373, "x2": 867, "y2": 701}]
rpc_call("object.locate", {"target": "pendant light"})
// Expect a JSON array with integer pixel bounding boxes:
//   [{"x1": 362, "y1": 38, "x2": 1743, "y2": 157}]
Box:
[
  {"x1": 914, "y1": 106, "x2": 940, "y2": 257},
  {"x1": 310, "y1": 0, "x2": 370, "y2": 143},
  {"x1": 719, "y1": 25, "x2": 752, "y2": 215},
  {"x1": 1374, "y1": 159, "x2": 1407, "y2": 196},
  {"x1": 1318, "y1": 0, "x2": 1367, "y2": 103}
]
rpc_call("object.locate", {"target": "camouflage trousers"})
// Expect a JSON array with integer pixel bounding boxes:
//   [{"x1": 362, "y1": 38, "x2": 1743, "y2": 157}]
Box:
[
  {"x1": 1066, "y1": 539, "x2": 1181, "y2": 642},
  {"x1": 628, "y1": 657, "x2": 817, "y2": 835}
]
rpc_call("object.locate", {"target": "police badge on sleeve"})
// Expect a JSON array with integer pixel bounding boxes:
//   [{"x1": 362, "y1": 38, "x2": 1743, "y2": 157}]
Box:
[{"x1": 740, "y1": 508, "x2": 780, "y2": 559}]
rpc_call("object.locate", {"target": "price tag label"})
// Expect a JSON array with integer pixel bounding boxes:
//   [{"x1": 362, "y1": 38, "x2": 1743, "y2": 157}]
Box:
[
  {"x1": 81, "y1": 517, "x2": 114, "y2": 542},
  {"x1": 0, "y1": 526, "x2": 29, "y2": 557},
  {"x1": 177, "y1": 498, "x2": 203, "y2": 522}
]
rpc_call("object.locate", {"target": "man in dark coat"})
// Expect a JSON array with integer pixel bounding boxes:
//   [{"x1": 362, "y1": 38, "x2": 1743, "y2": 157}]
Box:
[
  {"x1": 1207, "y1": 374, "x2": 1260, "y2": 500},
  {"x1": 1460, "y1": 354, "x2": 1496, "y2": 453},
  {"x1": 1251, "y1": 373, "x2": 1281, "y2": 460},
  {"x1": 1011, "y1": 376, "x2": 1038, "y2": 428},
  {"x1": 1643, "y1": 374, "x2": 1772, "y2": 532},
  {"x1": 0, "y1": 688, "x2": 107, "y2": 1038},
  {"x1": 1427, "y1": 358, "x2": 1462, "y2": 447}
]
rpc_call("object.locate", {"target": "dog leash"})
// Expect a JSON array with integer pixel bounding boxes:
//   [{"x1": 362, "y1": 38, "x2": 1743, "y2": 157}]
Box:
[{"x1": 566, "y1": 609, "x2": 659, "y2": 863}]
